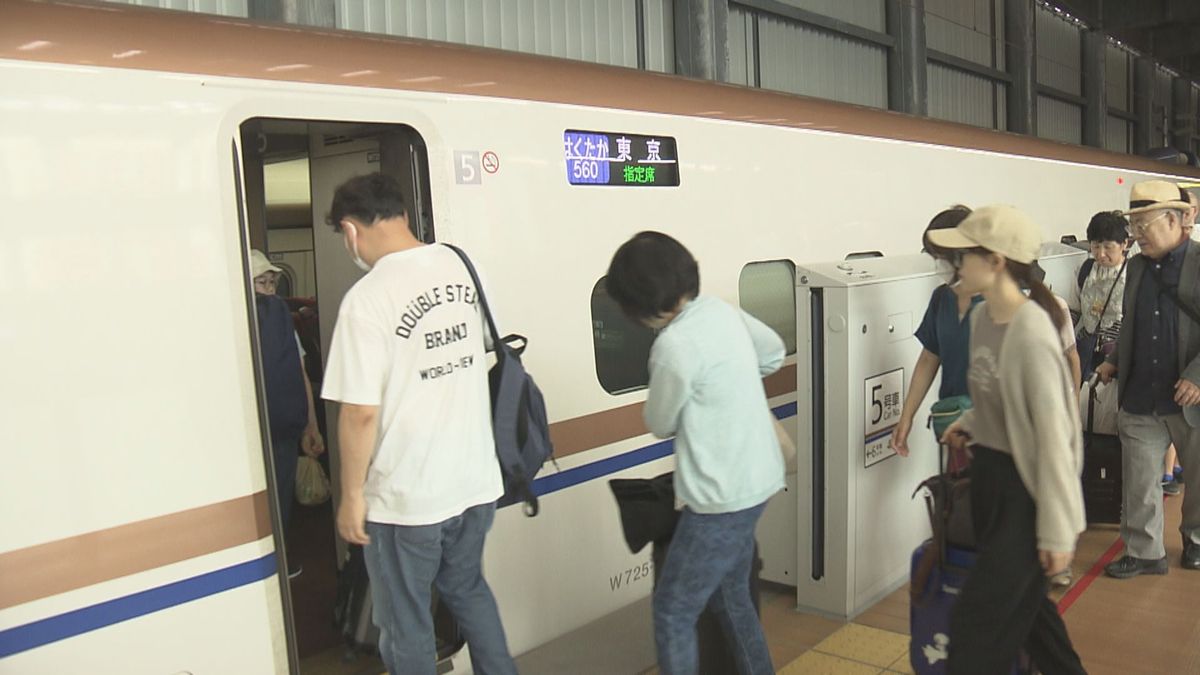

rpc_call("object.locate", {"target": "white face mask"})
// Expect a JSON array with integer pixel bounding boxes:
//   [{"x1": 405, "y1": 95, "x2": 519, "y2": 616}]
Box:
[
  {"x1": 342, "y1": 222, "x2": 371, "y2": 272},
  {"x1": 934, "y1": 258, "x2": 958, "y2": 286}
]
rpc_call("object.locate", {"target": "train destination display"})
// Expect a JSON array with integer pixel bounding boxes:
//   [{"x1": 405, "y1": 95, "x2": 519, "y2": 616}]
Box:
[{"x1": 564, "y1": 130, "x2": 680, "y2": 187}]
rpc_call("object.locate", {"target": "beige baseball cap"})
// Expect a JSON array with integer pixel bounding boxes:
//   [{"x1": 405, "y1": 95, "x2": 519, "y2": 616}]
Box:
[
  {"x1": 924, "y1": 204, "x2": 1043, "y2": 265},
  {"x1": 1123, "y1": 180, "x2": 1192, "y2": 216},
  {"x1": 250, "y1": 249, "x2": 282, "y2": 278}
]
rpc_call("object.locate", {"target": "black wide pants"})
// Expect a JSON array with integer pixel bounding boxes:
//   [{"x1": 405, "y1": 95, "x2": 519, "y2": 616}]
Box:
[{"x1": 948, "y1": 446, "x2": 1087, "y2": 675}]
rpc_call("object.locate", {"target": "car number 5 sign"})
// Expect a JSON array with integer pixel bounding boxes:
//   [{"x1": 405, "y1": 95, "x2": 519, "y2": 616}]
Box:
[{"x1": 864, "y1": 368, "x2": 904, "y2": 467}]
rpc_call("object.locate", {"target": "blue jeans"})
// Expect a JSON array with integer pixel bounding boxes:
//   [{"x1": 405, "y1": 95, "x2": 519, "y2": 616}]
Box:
[
  {"x1": 364, "y1": 503, "x2": 516, "y2": 675},
  {"x1": 653, "y1": 502, "x2": 773, "y2": 675}
]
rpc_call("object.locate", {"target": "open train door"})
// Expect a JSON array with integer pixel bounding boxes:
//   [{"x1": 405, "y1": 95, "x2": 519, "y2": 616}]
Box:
[{"x1": 232, "y1": 136, "x2": 304, "y2": 673}]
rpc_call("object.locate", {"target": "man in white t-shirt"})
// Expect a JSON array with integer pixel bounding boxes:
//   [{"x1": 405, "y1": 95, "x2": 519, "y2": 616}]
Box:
[{"x1": 321, "y1": 173, "x2": 515, "y2": 675}]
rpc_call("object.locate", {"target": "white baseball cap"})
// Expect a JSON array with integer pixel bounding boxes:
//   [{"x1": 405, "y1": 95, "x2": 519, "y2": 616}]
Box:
[{"x1": 250, "y1": 249, "x2": 282, "y2": 278}]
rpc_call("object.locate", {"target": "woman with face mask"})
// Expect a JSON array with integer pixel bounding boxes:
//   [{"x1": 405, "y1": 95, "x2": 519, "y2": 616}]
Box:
[
  {"x1": 891, "y1": 205, "x2": 981, "y2": 466},
  {"x1": 932, "y1": 206, "x2": 1087, "y2": 675}
]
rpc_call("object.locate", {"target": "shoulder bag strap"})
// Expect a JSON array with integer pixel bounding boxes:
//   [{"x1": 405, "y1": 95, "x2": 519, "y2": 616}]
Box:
[
  {"x1": 1089, "y1": 257, "x2": 1128, "y2": 354},
  {"x1": 1147, "y1": 263, "x2": 1200, "y2": 328}
]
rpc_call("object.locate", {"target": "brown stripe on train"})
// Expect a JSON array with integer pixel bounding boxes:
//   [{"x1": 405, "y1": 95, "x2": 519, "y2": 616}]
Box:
[
  {"x1": 549, "y1": 364, "x2": 797, "y2": 458},
  {"x1": 0, "y1": 491, "x2": 272, "y2": 610},
  {"x1": 2, "y1": 1, "x2": 1199, "y2": 180},
  {"x1": 0, "y1": 366, "x2": 797, "y2": 606}
]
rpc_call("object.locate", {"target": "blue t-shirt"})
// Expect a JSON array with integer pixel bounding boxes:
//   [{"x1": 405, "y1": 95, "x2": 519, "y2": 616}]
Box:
[{"x1": 914, "y1": 285, "x2": 983, "y2": 400}]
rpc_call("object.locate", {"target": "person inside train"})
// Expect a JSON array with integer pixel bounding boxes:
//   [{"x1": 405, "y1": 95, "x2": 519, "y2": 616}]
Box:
[
  {"x1": 250, "y1": 249, "x2": 325, "y2": 578},
  {"x1": 320, "y1": 173, "x2": 517, "y2": 675},
  {"x1": 932, "y1": 205, "x2": 1088, "y2": 675},
  {"x1": 605, "y1": 231, "x2": 785, "y2": 675},
  {"x1": 1067, "y1": 211, "x2": 1130, "y2": 383},
  {"x1": 1094, "y1": 180, "x2": 1200, "y2": 579},
  {"x1": 891, "y1": 205, "x2": 978, "y2": 467}
]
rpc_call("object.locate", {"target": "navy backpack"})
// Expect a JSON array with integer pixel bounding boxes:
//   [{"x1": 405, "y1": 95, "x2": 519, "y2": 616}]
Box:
[{"x1": 445, "y1": 244, "x2": 556, "y2": 516}]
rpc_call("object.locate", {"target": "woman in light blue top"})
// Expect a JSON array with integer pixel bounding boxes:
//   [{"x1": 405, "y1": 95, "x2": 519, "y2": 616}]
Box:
[{"x1": 606, "y1": 231, "x2": 785, "y2": 675}]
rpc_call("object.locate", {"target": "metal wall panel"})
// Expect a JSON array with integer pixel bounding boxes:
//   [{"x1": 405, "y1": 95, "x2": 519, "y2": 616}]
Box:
[
  {"x1": 1037, "y1": 94, "x2": 1082, "y2": 145},
  {"x1": 643, "y1": 0, "x2": 675, "y2": 73},
  {"x1": 925, "y1": 0, "x2": 994, "y2": 66},
  {"x1": 927, "y1": 62, "x2": 996, "y2": 129},
  {"x1": 1036, "y1": 5, "x2": 1081, "y2": 96},
  {"x1": 995, "y1": 81, "x2": 1007, "y2": 131},
  {"x1": 727, "y1": 5, "x2": 755, "y2": 86},
  {"x1": 1105, "y1": 115, "x2": 1130, "y2": 154},
  {"x1": 102, "y1": 0, "x2": 247, "y2": 16},
  {"x1": 1156, "y1": 66, "x2": 1174, "y2": 146},
  {"x1": 1106, "y1": 42, "x2": 1130, "y2": 112},
  {"x1": 757, "y1": 14, "x2": 887, "y2": 108},
  {"x1": 772, "y1": 0, "x2": 885, "y2": 32},
  {"x1": 338, "y1": 0, "x2": 642, "y2": 69}
]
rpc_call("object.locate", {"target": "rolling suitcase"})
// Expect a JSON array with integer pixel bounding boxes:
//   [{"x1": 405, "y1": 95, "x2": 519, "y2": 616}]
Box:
[
  {"x1": 1081, "y1": 382, "x2": 1122, "y2": 524},
  {"x1": 332, "y1": 544, "x2": 465, "y2": 663},
  {"x1": 909, "y1": 540, "x2": 1031, "y2": 675}
]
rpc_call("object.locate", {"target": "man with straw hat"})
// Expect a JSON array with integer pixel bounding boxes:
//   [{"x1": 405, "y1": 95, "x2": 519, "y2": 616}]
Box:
[{"x1": 1095, "y1": 180, "x2": 1200, "y2": 577}]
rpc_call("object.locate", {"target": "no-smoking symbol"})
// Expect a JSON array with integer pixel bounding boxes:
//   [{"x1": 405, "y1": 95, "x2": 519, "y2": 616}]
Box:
[{"x1": 482, "y1": 151, "x2": 500, "y2": 174}]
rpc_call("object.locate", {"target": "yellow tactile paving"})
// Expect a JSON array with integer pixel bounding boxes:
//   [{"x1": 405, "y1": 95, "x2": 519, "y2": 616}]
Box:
[
  {"x1": 887, "y1": 651, "x2": 917, "y2": 674},
  {"x1": 779, "y1": 649, "x2": 882, "y2": 675},
  {"x1": 812, "y1": 623, "x2": 910, "y2": 669}
]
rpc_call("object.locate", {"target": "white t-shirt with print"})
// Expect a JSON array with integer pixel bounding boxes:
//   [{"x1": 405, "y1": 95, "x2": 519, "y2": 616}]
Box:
[{"x1": 321, "y1": 244, "x2": 502, "y2": 526}]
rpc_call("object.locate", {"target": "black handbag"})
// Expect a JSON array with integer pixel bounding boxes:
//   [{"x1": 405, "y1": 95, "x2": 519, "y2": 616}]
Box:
[{"x1": 910, "y1": 436, "x2": 974, "y2": 605}]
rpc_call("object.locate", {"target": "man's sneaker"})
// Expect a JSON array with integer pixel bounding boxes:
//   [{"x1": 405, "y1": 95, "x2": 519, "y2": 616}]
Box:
[
  {"x1": 1184, "y1": 542, "x2": 1200, "y2": 571},
  {"x1": 287, "y1": 562, "x2": 304, "y2": 580},
  {"x1": 1164, "y1": 477, "x2": 1182, "y2": 496},
  {"x1": 1104, "y1": 555, "x2": 1168, "y2": 579}
]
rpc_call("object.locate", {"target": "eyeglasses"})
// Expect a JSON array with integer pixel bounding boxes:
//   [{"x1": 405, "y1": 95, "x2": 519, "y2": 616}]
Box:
[
  {"x1": 942, "y1": 247, "x2": 988, "y2": 269},
  {"x1": 254, "y1": 276, "x2": 278, "y2": 290},
  {"x1": 1126, "y1": 212, "x2": 1168, "y2": 236}
]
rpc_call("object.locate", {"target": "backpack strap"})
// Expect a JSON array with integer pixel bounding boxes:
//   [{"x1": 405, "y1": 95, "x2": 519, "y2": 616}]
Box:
[
  {"x1": 1077, "y1": 258, "x2": 1095, "y2": 290},
  {"x1": 442, "y1": 243, "x2": 502, "y2": 353}
]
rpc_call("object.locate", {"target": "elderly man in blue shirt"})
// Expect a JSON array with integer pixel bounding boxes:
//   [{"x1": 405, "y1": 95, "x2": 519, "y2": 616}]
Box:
[{"x1": 1096, "y1": 180, "x2": 1200, "y2": 577}]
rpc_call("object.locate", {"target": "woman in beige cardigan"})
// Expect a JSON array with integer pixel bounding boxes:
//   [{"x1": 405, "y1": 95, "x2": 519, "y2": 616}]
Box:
[{"x1": 928, "y1": 205, "x2": 1088, "y2": 675}]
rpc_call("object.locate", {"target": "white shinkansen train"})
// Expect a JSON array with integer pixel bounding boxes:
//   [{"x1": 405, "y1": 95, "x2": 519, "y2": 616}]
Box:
[{"x1": 3, "y1": 1, "x2": 1199, "y2": 672}]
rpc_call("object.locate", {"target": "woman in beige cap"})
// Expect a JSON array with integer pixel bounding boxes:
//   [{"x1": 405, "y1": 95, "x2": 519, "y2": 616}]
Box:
[{"x1": 928, "y1": 206, "x2": 1087, "y2": 674}]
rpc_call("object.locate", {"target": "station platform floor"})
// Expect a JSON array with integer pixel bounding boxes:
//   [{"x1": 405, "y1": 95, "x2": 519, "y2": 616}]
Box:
[{"x1": 301, "y1": 486, "x2": 1199, "y2": 674}]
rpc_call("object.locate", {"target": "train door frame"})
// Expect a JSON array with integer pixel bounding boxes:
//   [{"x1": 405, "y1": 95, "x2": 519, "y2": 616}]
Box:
[
  {"x1": 233, "y1": 116, "x2": 437, "y2": 669},
  {"x1": 231, "y1": 138, "x2": 303, "y2": 673}
]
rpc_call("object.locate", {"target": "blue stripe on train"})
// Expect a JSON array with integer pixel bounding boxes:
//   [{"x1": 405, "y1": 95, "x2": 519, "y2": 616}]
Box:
[
  {"x1": 0, "y1": 553, "x2": 277, "y2": 658},
  {"x1": 0, "y1": 402, "x2": 798, "y2": 658}
]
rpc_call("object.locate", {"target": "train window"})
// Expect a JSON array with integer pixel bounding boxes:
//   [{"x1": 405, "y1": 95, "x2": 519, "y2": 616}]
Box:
[
  {"x1": 739, "y1": 260, "x2": 797, "y2": 355},
  {"x1": 274, "y1": 268, "x2": 294, "y2": 298},
  {"x1": 591, "y1": 277, "x2": 657, "y2": 394}
]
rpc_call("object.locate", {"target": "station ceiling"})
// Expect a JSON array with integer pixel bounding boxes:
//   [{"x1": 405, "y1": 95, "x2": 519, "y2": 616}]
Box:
[{"x1": 1054, "y1": 0, "x2": 1200, "y2": 83}]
